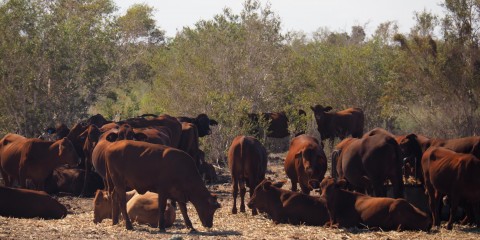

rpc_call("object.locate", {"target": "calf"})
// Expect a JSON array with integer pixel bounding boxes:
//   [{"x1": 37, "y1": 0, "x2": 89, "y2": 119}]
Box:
[
  {"x1": 93, "y1": 190, "x2": 176, "y2": 228},
  {"x1": 284, "y1": 134, "x2": 327, "y2": 194},
  {"x1": 0, "y1": 186, "x2": 67, "y2": 219},
  {"x1": 44, "y1": 167, "x2": 104, "y2": 197},
  {"x1": 228, "y1": 135, "x2": 268, "y2": 215},
  {"x1": 247, "y1": 179, "x2": 329, "y2": 226},
  {"x1": 104, "y1": 140, "x2": 220, "y2": 232},
  {"x1": 319, "y1": 177, "x2": 431, "y2": 231},
  {"x1": 422, "y1": 147, "x2": 480, "y2": 229}
]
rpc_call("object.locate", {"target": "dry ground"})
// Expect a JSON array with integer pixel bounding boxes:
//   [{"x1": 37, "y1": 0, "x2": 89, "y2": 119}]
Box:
[{"x1": 1, "y1": 153, "x2": 480, "y2": 240}]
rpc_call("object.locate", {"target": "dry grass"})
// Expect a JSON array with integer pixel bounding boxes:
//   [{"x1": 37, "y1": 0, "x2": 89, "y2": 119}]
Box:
[{"x1": 1, "y1": 154, "x2": 480, "y2": 240}]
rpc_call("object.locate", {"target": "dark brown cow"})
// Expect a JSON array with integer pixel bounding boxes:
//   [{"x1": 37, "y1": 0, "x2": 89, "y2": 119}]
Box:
[
  {"x1": 332, "y1": 128, "x2": 404, "y2": 198},
  {"x1": 310, "y1": 104, "x2": 364, "y2": 146},
  {"x1": 94, "y1": 190, "x2": 176, "y2": 228},
  {"x1": 0, "y1": 186, "x2": 67, "y2": 219},
  {"x1": 44, "y1": 167, "x2": 104, "y2": 197},
  {"x1": 284, "y1": 134, "x2": 327, "y2": 194},
  {"x1": 0, "y1": 136, "x2": 80, "y2": 190},
  {"x1": 197, "y1": 150, "x2": 217, "y2": 183},
  {"x1": 247, "y1": 179, "x2": 330, "y2": 226},
  {"x1": 319, "y1": 177, "x2": 431, "y2": 231},
  {"x1": 422, "y1": 147, "x2": 480, "y2": 229},
  {"x1": 177, "y1": 113, "x2": 218, "y2": 138},
  {"x1": 85, "y1": 113, "x2": 111, "y2": 128},
  {"x1": 246, "y1": 112, "x2": 290, "y2": 138},
  {"x1": 104, "y1": 140, "x2": 220, "y2": 232},
  {"x1": 228, "y1": 135, "x2": 268, "y2": 215}
]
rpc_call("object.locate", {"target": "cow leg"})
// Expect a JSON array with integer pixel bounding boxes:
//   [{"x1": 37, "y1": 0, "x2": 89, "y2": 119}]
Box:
[
  {"x1": 239, "y1": 178, "x2": 246, "y2": 213},
  {"x1": 232, "y1": 177, "x2": 238, "y2": 214},
  {"x1": 80, "y1": 160, "x2": 89, "y2": 197},
  {"x1": 426, "y1": 183, "x2": 440, "y2": 227},
  {"x1": 290, "y1": 179, "x2": 298, "y2": 192},
  {"x1": 431, "y1": 190, "x2": 442, "y2": 227},
  {"x1": 111, "y1": 187, "x2": 120, "y2": 225},
  {"x1": 18, "y1": 168, "x2": 27, "y2": 189},
  {"x1": 115, "y1": 186, "x2": 133, "y2": 230},
  {"x1": 372, "y1": 179, "x2": 386, "y2": 197},
  {"x1": 157, "y1": 195, "x2": 168, "y2": 232},
  {"x1": 249, "y1": 185, "x2": 257, "y2": 215},
  {"x1": 447, "y1": 195, "x2": 459, "y2": 230},
  {"x1": 178, "y1": 202, "x2": 195, "y2": 232},
  {"x1": 300, "y1": 184, "x2": 310, "y2": 195},
  {"x1": 0, "y1": 169, "x2": 11, "y2": 187}
]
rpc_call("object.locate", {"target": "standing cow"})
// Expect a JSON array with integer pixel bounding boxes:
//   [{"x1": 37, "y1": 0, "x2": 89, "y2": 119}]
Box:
[
  {"x1": 284, "y1": 134, "x2": 327, "y2": 194},
  {"x1": 104, "y1": 140, "x2": 220, "y2": 232},
  {"x1": 228, "y1": 135, "x2": 268, "y2": 215},
  {"x1": 310, "y1": 105, "x2": 364, "y2": 148}
]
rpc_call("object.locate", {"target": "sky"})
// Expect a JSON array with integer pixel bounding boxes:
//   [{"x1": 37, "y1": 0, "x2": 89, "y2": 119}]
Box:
[{"x1": 113, "y1": 0, "x2": 445, "y2": 38}]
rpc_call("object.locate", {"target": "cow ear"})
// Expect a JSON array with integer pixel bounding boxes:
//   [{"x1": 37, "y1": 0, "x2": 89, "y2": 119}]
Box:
[
  {"x1": 106, "y1": 132, "x2": 118, "y2": 142},
  {"x1": 209, "y1": 119, "x2": 218, "y2": 126},
  {"x1": 324, "y1": 106, "x2": 333, "y2": 112},
  {"x1": 272, "y1": 180, "x2": 287, "y2": 188},
  {"x1": 133, "y1": 132, "x2": 148, "y2": 141}
]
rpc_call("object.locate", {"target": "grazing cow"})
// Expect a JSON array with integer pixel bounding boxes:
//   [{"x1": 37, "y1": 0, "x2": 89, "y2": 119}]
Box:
[
  {"x1": 247, "y1": 179, "x2": 330, "y2": 226},
  {"x1": 422, "y1": 147, "x2": 480, "y2": 229},
  {"x1": 333, "y1": 128, "x2": 404, "y2": 198},
  {"x1": 93, "y1": 190, "x2": 176, "y2": 228},
  {"x1": 0, "y1": 186, "x2": 67, "y2": 219},
  {"x1": 44, "y1": 167, "x2": 104, "y2": 197},
  {"x1": 284, "y1": 134, "x2": 327, "y2": 194},
  {"x1": 310, "y1": 105, "x2": 364, "y2": 147},
  {"x1": 104, "y1": 140, "x2": 220, "y2": 232},
  {"x1": 319, "y1": 177, "x2": 431, "y2": 231},
  {"x1": 228, "y1": 136, "x2": 268, "y2": 215},
  {"x1": 177, "y1": 113, "x2": 218, "y2": 138},
  {"x1": 0, "y1": 136, "x2": 80, "y2": 190},
  {"x1": 245, "y1": 112, "x2": 290, "y2": 139}
]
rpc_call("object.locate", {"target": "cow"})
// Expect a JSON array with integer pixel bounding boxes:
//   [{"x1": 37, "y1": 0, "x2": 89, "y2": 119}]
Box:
[
  {"x1": 0, "y1": 136, "x2": 80, "y2": 190},
  {"x1": 0, "y1": 186, "x2": 67, "y2": 219},
  {"x1": 178, "y1": 122, "x2": 201, "y2": 167},
  {"x1": 247, "y1": 179, "x2": 330, "y2": 226},
  {"x1": 0, "y1": 134, "x2": 26, "y2": 186},
  {"x1": 122, "y1": 114, "x2": 182, "y2": 148},
  {"x1": 228, "y1": 135, "x2": 268, "y2": 215},
  {"x1": 104, "y1": 140, "x2": 220, "y2": 232},
  {"x1": 133, "y1": 127, "x2": 171, "y2": 146},
  {"x1": 93, "y1": 190, "x2": 176, "y2": 228},
  {"x1": 422, "y1": 147, "x2": 480, "y2": 229},
  {"x1": 177, "y1": 113, "x2": 218, "y2": 138},
  {"x1": 245, "y1": 112, "x2": 290, "y2": 139},
  {"x1": 310, "y1": 104, "x2": 364, "y2": 148},
  {"x1": 399, "y1": 134, "x2": 480, "y2": 184},
  {"x1": 44, "y1": 167, "x2": 104, "y2": 197},
  {"x1": 85, "y1": 113, "x2": 111, "y2": 128},
  {"x1": 284, "y1": 134, "x2": 327, "y2": 194},
  {"x1": 332, "y1": 128, "x2": 404, "y2": 198},
  {"x1": 197, "y1": 150, "x2": 217, "y2": 183},
  {"x1": 319, "y1": 177, "x2": 431, "y2": 231}
]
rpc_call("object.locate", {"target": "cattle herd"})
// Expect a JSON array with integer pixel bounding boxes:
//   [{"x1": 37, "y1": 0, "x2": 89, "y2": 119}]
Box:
[{"x1": 0, "y1": 105, "x2": 480, "y2": 235}]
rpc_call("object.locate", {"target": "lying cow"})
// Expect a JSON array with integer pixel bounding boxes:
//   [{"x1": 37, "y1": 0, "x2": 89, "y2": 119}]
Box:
[
  {"x1": 44, "y1": 167, "x2": 104, "y2": 197},
  {"x1": 284, "y1": 134, "x2": 327, "y2": 194},
  {"x1": 319, "y1": 177, "x2": 431, "y2": 231},
  {"x1": 247, "y1": 179, "x2": 329, "y2": 226},
  {"x1": 0, "y1": 186, "x2": 67, "y2": 219},
  {"x1": 422, "y1": 147, "x2": 480, "y2": 229},
  {"x1": 228, "y1": 135, "x2": 268, "y2": 215},
  {"x1": 93, "y1": 190, "x2": 176, "y2": 228}
]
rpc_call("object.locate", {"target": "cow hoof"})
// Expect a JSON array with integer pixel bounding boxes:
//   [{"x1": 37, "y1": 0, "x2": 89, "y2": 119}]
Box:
[
  {"x1": 240, "y1": 208, "x2": 246, "y2": 213},
  {"x1": 232, "y1": 208, "x2": 237, "y2": 214},
  {"x1": 446, "y1": 224, "x2": 453, "y2": 230},
  {"x1": 126, "y1": 225, "x2": 133, "y2": 230},
  {"x1": 252, "y1": 211, "x2": 258, "y2": 216},
  {"x1": 189, "y1": 228, "x2": 197, "y2": 233},
  {"x1": 159, "y1": 228, "x2": 166, "y2": 233}
]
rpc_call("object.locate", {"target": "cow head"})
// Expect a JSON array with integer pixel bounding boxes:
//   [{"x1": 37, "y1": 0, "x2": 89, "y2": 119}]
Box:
[
  {"x1": 319, "y1": 176, "x2": 347, "y2": 204},
  {"x1": 247, "y1": 179, "x2": 286, "y2": 213},
  {"x1": 195, "y1": 114, "x2": 217, "y2": 137},
  {"x1": 196, "y1": 193, "x2": 221, "y2": 228},
  {"x1": 86, "y1": 114, "x2": 110, "y2": 128},
  {"x1": 58, "y1": 137, "x2": 81, "y2": 167},
  {"x1": 310, "y1": 105, "x2": 333, "y2": 138},
  {"x1": 398, "y1": 133, "x2": 426, "y2": 182},
  {"x1": 295, "y1": 147, "x2": 327, "y2": 189},
  {"x1": 93, "y1": 190, "x2": 111, "y2": 224}
]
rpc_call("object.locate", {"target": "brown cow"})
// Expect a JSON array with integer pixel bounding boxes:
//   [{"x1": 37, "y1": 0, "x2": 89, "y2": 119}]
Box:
[
  {"x1": 179, "y1": 122, "x2": 201, "y2": 167},
  {"x1": 228, "y1": 135, "x2": 268, "y2": 215},
  {"x1": 332, "y1": 128, "x2": 404, "y2": 198},
  {"x1": 93, "y1": 190, "x2": 176, "y2": 228},
  {"x1": 284, "y1": 134, "x2": 327, "y2": 194},
  {"x1": 44, "y1": 167, "x2": 104, "y2": 197},
  {"x1": 310, "y1": 105, "x2": 364, "y2": 147},
  {"x1": 0, "y1": 136, "x2": 79, "y2": 190},
  {"x1": 104, "y1": 140, "x2": 220, "y2": 232},
  {"x1": 319, "y1": 177, "x2": 431, "y2": 231},
  {"x1": 0, "y1": 186, "x2": 67, "y2": 219},
  {"x1": 245, "y1": 112, "x2": 289, "y2": 139},
  {"x1": 197, "y1": 150, "x2": 217, "y2": 183},
  {"x1": 133, "y1": 127, "x2": 171, "y2": 146},
  {"x1": 177, "y1": 113, "x2": 218, "y2": 138},
  {"x1": 121, "y1": 114, "x2": 182, "y2": 148},
  {"x1": 0, "y1": 134, "x2": 26, "y2": 186},
  {"x1": 247, "y1": 179, "x2": 330, "y2": 226},
  {"x1": 422, "y1": 147, "x2": 480, "y2": 229}
]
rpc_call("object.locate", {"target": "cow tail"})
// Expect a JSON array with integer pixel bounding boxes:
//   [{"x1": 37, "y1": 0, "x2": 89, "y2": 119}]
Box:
[{"x1": 331, "y1": 150, "x2": 340, "y2": 180}]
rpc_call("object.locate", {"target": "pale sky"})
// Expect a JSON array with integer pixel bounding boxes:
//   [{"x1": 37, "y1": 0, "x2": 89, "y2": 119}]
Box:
[{"x1": 113, "y1": 0, "x2": 445, "y2": 38}]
